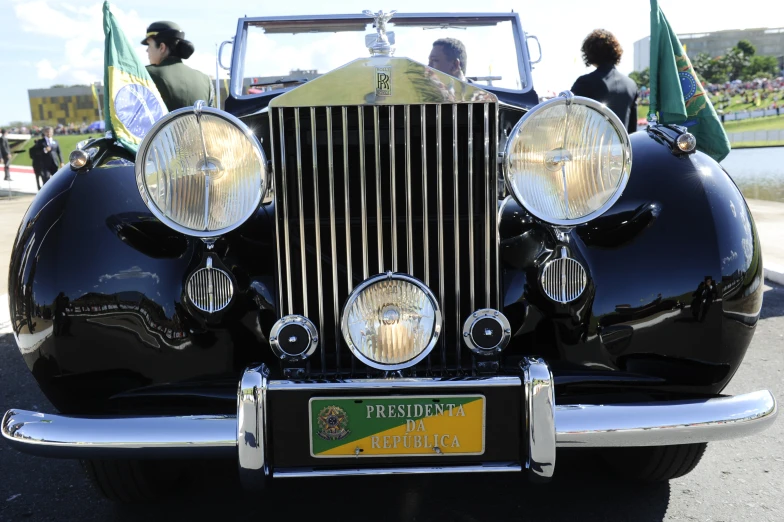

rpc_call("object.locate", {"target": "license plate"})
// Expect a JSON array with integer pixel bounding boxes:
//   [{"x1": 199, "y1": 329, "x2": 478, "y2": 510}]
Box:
[{"x1": 309, "y1": 395, "x2": 485, "y2": 458}]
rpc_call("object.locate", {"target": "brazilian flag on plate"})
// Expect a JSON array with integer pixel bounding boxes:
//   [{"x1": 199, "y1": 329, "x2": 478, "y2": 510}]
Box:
[
  {"x1": 649, "y1": 0, "x2": 730, "y2": 162},
  {"x1": 102, "y1": 1, "x2": 167, "y2": 154}
]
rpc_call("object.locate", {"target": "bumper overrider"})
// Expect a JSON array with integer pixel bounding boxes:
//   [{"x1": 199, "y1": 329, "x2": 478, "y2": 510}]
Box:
[{"x1": 2, "y1": 358, "x2": 777, "y2": 486}]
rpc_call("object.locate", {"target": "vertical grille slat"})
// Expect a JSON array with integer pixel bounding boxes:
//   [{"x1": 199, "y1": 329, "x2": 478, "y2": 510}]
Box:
[
  {"x1": 390, "y1": 108, "x2": 398, "y2": 272},
  {"x1": 310, "y1": 107, "x2": 325, "y2": 373},
  {"x1": 294, "y1": 108, "x2": 309, "y2": 317},
  {"x1": 327, "y1": 107, "x2": 341, "y2": 372},
  {"x1": 374, "y1": 106, "x2": 384, "y2": 274},
  {"x1": 452, "y1": 104, "x2": 461, "y2": 369},
  {"x1": 272, "y1": 101, "x2": 498, "y2": 377},
  {"x1": 277, "y1": 109, "x2": 293, "y2": 315}
]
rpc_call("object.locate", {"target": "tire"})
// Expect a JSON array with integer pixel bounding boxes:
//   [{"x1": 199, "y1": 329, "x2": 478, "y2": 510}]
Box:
[
  {"x1": 602, "y1": 443, "x2": 707, "y2": 482},
  {"x1": 81, "y1": 459, "x2": 185, "y2": 503}
]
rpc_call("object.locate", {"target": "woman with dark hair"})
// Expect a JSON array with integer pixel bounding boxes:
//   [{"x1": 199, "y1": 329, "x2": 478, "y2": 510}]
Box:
[
  {"x1": 142, "y1": 21, "x2": 214, "y2": 111},
  {"x1": 571, "y1": 29, "x2": 639, "y2": 134}
]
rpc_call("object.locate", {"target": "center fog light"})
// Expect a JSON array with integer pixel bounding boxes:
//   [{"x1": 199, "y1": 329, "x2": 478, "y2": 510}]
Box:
[{"x1": 341, "y1": 273, "x2": 442, "y2": 370}]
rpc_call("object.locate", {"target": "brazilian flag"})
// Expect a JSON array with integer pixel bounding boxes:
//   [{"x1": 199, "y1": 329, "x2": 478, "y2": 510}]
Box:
[
  {"x1": 649, "y1": 0, "x2": 730, "y2": 162},
  {"x1": 102, "y1": 1, "x2": 167, "y2": 154}
]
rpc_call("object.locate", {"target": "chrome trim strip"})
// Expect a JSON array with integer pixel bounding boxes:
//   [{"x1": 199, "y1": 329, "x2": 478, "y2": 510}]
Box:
[
  {"x1": 522, "y1": 357, "x2": 556, "y2": 480},
  {"x1": 278, "y1": 109, "x2": 293, "y2": 315},
  {"x1": 238, "y1": 365, "x2": 269, "y2": 489},
  {"x1": 436, "y1": 105, "x2": 445, "y2": 368},
  {"x1": 358, "y1": 107, "x2": 369, "y2": 279},
  {"x1": 269, "y1": 110, "x2": 283, "y2": 313},
  {"x1": 493, "y1": 104, "x2": 501, "y2": 309},
  {"x1": 294, "y1": 108, "x2": 308, "y2": 316},
  {"x1": 269, "y1": 376, "x2": 521, "y2": 391},
  {"x1": 555, "y1": 390, "x2": 778, "y2": 448},
  {"x1": 421, "y1": 104, "x2": 429, "y2": 286},
  {"x1": 483, "y1": 103, "x2": 491, "y2": 307},
  {"x1": 0, "y1": 410, "x2": 236, "y2": 459},
  {"x1": 452, "y1": 104, "x2": 461, "y2": 366},
  {"x1": 274, "y1": 464, "x2": 522, "y2": 478},
  {"x1": 405, "y1": 105, "x2": 413, "y2": 275},
  {"x1": 342, "y1": 107, "x2": 353, "y2": 293},
  {"x1": 310, "y1": 107, "x2": 325, "y2": 371},
  {"x1": 390, "y1": 107, "x2": 398, "y2": 272},
  {"x1": 374, "y1": 106, "x2": 384, "y2": 273},
  {"x1": 327, "y1": 107, "x2": 341, "y2": 369},
  {"x1": 467, "y1": 105, "x2": 474, "y2": 313}
]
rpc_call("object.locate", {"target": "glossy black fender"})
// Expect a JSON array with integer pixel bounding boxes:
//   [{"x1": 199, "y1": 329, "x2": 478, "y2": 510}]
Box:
[
  {"x1": 500, "y1": 130, "x2": 763, "y2": 397},
  {"x1": 8, "y1": 154, "x2": 280, "y2": 413}
]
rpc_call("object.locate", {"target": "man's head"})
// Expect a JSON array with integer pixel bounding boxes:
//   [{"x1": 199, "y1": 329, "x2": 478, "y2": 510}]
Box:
[
  {"x1": 0, "y1": 128, "x2": 5, "y2": 136},
  {"x1": 429, "y1": 38, "x2": 467, "y2": 79},
  {"x1": 43, "y1": 127, "x2": 53, "y2": 138},
  {"x1": 581, "y1": 29, "x2": 623, "y2": 67}
]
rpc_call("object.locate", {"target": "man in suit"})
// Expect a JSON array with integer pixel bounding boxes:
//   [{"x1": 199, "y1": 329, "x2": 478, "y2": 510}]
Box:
[
  {"x1": 34, "y1": 126, "x2": 63, "y2": 187},
  {"x1": 571, "y1": 30, "x2": 639, "y2": 134},
  {"x1": 0, "y1": 128, "x2": 11, "y2": 181}
]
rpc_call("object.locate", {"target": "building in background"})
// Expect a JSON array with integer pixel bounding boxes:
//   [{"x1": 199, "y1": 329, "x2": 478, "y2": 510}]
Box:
[
  {"x1": 634, "y1": 27, "x2": 784, "y2": 72},
  {"x1": 28, "y1": 83, "x2": 104, "y2": 127}
]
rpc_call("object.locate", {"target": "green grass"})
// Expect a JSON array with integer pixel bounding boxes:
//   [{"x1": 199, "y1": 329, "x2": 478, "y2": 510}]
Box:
[
  {"x1": 732, "y1": 140, "x2": 784, "y2": 148},
  {"x1": 723, "y1": 114, "x2": 784, "y2": 133},
  {"x1": 9, "y1": 134, "x2": 103, "y2": 167}
]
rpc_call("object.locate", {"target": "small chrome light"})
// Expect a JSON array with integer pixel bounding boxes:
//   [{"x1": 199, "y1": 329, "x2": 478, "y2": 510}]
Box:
[
  {"x1": 269, "y1": 315, "x2": 318, "y2": 361},
  {"x1": 186, "y1": 257, "x2": 234, "y2": 313},
  {"x1": 462, "y1": 309, "x2": 511, "y2": 355},
  {"x1": 69, "y1": 149, "x2": 90, "y2": 169},
  {"x1": 676, "y1": 132, "x2": 696, "y2": 152},
  {"x1": 341, "y1": 272, "x2": 442, "y2": 371},
  {"x1": 541, "y1": 249, "x2": 587, "y2": 304}
]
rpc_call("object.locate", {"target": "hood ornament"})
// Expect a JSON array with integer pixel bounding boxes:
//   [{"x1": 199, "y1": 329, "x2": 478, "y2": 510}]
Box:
[{"x1": 363, "y1": 9, "x2": 396, "y2": 55}]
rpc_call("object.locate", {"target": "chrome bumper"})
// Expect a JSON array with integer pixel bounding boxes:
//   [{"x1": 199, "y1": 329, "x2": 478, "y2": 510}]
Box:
[{"x1": 2, "y1": 358, "x2": 777, "y2": 484}]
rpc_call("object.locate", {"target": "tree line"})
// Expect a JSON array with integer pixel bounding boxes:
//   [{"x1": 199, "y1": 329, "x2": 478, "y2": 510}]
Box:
[{"x1": 630, "y1": 40, "x2": 780, "y2": 87}]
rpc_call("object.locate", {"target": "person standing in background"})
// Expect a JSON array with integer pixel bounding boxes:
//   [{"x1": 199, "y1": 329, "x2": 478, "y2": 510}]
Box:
[
  {"x1": 571, "y1": 29, "x2": 639, "y2": 134},
  {"x1": 0, "y1": 128, "x2": 12, "y2": 181},
  {"x1": 33, "y1": 126, "x2": 62, "y2": 187}
]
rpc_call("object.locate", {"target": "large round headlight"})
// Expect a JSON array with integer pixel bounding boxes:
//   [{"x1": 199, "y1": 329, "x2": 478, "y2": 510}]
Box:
[
  {"x1": 504, "y1": 92, "x2": 632, "y2": 226},
  {"x1": 341, "y1": 273, "x2": 442, "y2": 371},
  {"x1": 135, "y1": 103, "x2": 267, "y2": 236}
]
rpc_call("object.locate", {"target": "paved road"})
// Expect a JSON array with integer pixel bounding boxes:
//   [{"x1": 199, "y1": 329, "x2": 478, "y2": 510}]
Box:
[{"x1": 1, "y1": 284, "x2": 781, "y2": 521}]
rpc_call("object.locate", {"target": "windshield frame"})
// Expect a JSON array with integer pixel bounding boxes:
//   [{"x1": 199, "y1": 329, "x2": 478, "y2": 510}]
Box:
[{"x1": 229, "y1": 12, "x2": 534, "y2": 100}]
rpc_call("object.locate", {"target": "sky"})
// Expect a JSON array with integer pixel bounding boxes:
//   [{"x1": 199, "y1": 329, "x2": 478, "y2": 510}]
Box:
[{"x1": 1, "y1": 0, "x2": 784, "y2": 125}]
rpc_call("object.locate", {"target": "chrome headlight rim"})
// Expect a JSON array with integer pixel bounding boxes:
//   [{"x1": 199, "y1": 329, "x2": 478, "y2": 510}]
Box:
[
  {"x1": 340, "y1": 272, "x2": 443, "y2": 371},
  {"x1": 503, "y1": 92, "x2": 633, "y2": 227},
  {"x1": 134, "y1": 103, "x2": 268, "y2": 238}
]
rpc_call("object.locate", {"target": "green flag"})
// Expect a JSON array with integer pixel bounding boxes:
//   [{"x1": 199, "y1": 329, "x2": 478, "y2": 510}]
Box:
[
  {"x1": 649, "y1": 0, "x2": 730, "y2": 162},
  {"x1": 102, "y1": 1, "x2": 167, "y2": 154}
]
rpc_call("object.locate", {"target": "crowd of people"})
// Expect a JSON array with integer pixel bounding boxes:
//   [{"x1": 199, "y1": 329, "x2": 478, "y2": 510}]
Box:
[
  {"x1": 705, "y1": 77, "x2": 784, "y2": 111},
  {"x1": 2, "y1": 122, "x2": 99, "y2": 137}
]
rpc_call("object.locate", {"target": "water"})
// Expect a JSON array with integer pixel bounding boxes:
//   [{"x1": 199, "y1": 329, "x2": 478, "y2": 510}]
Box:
[{"x1": 720, "y1": 147, "x2": 784, "y2": 202}]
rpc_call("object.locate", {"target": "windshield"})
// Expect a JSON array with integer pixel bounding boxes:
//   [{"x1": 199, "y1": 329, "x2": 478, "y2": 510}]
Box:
[{"x1": 236, "y1": 16, "x2": 527, "y2": 96}]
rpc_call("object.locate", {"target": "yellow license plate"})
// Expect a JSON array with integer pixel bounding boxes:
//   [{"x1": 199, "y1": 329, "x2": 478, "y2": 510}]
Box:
[{"x1": 309, "y1": 395, "x2": 485, "y2": 458}]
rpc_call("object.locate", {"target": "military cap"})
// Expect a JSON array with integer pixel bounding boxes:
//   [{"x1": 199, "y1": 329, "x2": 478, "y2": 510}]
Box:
[{"x1": 141, "y1": 21, "x2": 185, "y2": 45}]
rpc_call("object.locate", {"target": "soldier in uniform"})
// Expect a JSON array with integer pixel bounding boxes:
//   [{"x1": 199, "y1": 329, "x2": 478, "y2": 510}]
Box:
[{"x1": 142, "y1": 21, "x2": 214, "y2": 111}]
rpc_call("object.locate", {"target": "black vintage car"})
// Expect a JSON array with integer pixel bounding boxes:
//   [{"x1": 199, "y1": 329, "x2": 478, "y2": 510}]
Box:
[{"x1": 1, "y1": 11, "x2": 777, "y2": 502}]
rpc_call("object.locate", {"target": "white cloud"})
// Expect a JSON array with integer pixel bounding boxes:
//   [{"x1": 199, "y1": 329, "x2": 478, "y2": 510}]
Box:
[
  {"x1": 36, "y1": 59, "x2": 60, "y2": 79},
  {"x1": 14, "y1": 0, "x2": 146, "y2": 85}
]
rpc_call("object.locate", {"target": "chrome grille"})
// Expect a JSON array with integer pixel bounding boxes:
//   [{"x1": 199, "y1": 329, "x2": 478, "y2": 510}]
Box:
[
  {"x1": 541, "y1": 256, "x2": 587, "y2": 304},
  {"x1": 268, "y1": 103, "x2": 499, "y2": 376},
  {"x1": 186, "y1": 262, "x2": 234, "y2": 313}
]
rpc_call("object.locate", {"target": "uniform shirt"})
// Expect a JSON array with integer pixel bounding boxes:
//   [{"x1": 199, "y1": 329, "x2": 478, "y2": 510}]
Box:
[
  {"x1": 571, "y1": 64, "x2": 639, "y2": 134},
  {"x1": 146, "y1": 56, "x2": 214, "y2": 111}
]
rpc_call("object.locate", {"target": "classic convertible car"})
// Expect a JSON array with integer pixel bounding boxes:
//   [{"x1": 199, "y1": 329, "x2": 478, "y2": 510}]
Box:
[{"x1": 1, "y1": 11, "x2": 778, "y2": 502}]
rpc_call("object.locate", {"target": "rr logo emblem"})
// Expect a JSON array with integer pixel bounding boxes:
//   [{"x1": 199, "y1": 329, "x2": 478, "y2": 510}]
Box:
[{"x1": 375, "y1": 67, "x2": 391, "y2": 96}]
